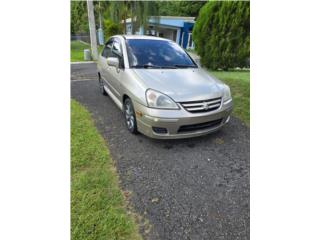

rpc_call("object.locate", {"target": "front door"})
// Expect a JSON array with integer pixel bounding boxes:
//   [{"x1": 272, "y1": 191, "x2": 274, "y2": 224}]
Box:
[
  {"x1": 100, "y1": 39, "x2": 114, "y2": 90},
  {"x1": 107, "y1": 39, "x2": 125, "y2": 101}
]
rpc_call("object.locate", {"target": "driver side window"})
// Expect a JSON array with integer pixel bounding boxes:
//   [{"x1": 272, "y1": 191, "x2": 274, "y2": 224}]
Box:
[
  {"x1": 112, "y1": 41, "x2": 122, "y2": 57},
  {"x1": 111, "y1": 40, "x2": 124, "y2": 68}
]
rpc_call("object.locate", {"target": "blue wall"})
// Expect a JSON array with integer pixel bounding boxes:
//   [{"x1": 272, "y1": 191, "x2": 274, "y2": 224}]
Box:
[
  {"x1": 181, "y1": 22, "x2": 194, "y2": 49},
  {"x1": 126, "y1": 18, "x2": 194, "y2": 49},
  {"x1": 149, "y1": 17, "x2": 185, "y2": 28}
]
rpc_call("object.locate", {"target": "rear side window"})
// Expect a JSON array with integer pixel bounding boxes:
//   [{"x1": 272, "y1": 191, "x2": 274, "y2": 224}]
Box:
[{"x1": 101, "y1": 40, "x2": 113, "y2": 58}]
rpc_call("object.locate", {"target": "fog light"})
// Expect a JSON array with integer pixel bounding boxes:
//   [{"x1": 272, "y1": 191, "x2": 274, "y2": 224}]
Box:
[{"x1": 152, "y1": 127, "x2": 168, "y2": 134}]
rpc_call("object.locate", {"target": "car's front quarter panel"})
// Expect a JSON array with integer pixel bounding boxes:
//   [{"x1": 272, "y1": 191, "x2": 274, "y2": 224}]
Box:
[{"x1": 120, "y1": 69, "x2": 148, "y2": 107}]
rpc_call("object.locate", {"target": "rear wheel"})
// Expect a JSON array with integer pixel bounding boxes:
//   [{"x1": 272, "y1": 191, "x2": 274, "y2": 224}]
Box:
[
  {"x1": 98, "y1": 73, "x2": 107, "y2": 95},
  {"x1": 124, "y1": 98, "x2": 138, "y2": 134}
]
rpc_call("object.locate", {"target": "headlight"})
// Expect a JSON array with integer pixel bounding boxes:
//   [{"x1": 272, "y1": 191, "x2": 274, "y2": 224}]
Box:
[
  {"x1": 223, "y1": 85, "x2": 232, "y2": 102},
  {"x1": 146, "y1": 89, "x2": 179, "y2": 109}
]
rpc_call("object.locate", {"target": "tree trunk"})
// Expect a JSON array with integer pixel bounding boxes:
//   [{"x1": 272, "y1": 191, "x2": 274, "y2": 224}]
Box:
[
  {"x1": 131, "y1": 2, "x2": 135, "y2": 34},
  {"x1": 123, "y1": 2, "x2": 127, "y2": 34}
]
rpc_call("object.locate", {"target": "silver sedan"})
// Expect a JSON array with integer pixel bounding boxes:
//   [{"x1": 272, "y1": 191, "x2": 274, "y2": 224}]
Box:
[{"x1": 97, "y1": 35, "x2": 232, "y2": 139}]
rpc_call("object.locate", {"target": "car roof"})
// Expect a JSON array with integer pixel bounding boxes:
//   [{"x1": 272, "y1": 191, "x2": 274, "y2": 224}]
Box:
[{"x1": 114, "y1": 35, "x2": 172, "y2": 41}]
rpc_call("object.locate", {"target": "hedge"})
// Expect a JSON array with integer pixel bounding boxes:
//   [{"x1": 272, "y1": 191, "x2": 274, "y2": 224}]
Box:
[{"x1": 193, "y1": 1, "x2": 250, "y2": 70}]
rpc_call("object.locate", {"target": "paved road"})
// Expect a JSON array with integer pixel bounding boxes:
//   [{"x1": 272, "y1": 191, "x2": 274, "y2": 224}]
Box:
[
  {"x1": 71, "y1": 62, "x2": 97, "y2": 80},
  {"x1": 71, "y1": 63, "x2": 250, "y2": 240}
]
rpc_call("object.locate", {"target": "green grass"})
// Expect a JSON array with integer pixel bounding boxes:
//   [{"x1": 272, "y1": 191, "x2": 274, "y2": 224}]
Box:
[
  {"x1": 71, "y1": 100, "x2": 141, "y2": 240},
  {"x1": 71, "y1": 41, "x2": 90, "y2": 62},
  {"x1": 71, "y1": 41, "x2": 103, "y2": 62},
  {"x1": 209, "y1": 71, "x2": 250, "y2": 126}
]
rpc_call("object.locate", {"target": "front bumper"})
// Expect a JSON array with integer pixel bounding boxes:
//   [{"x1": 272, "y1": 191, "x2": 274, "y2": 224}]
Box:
[{"x1": 133, "y1": 99, "x2": 233, "y2": 139}]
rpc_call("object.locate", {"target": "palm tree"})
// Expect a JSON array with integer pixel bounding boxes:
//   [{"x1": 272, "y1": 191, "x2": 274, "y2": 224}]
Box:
[
  {"x1": 107, "y1": 1, "x2": 159, "y2": 35},
  {"x1": 135, "y1": 1, "x2": 159, "y2": 35},
  {"x1": 109, "y1": 1, "x2": 129, "y2": 34}
]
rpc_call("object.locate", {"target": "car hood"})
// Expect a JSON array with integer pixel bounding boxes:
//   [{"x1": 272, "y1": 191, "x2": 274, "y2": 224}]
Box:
[{"x1": 132, "y1": 68, "x2": 224, "y2": 102}]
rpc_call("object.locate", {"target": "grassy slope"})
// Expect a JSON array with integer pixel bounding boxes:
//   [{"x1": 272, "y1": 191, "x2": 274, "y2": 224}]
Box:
[
  {"x1": 209, "y1": 71, "x2": 250, "y2": 126},
  {"x1": 71, "y1": 41, "x2": 103, "y2": 62},
  {"x1": 71, "y1": 100, "x2": 141, "y2": 240},
  {"x1": 71, "y1": 41, "x2": 90, "y2": 62}
]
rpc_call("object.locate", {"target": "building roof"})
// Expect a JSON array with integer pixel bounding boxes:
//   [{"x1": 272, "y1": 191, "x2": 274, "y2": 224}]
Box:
[
  {"x1": 122, "y1": 35, "x2": 171, "y2": 41},
  {"x1": 124, "y1": 16, "x2": 195, "y2": 24},
  {"x1": 153, "y1": 16, "x2": 195, "y2": 21}
]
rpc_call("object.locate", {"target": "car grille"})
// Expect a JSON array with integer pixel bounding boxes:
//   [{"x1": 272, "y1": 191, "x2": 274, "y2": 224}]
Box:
[
  {"x1": 179, "y1": 97, "x2": 222, "y2": 113},
  {"x1": 178, "y1": 119, "x2": 223, "y2": 133}
]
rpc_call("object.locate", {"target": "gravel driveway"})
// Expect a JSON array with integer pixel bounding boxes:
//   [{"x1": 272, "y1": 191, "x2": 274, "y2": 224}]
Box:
[{"x1": 71, "y1": 63, "x2": 250, "y2": 240}]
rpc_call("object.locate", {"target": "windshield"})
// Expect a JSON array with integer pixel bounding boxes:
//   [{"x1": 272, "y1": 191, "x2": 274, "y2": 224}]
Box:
[{"x1": 126, "y1": 39, "x2": 197, "y2": 69}]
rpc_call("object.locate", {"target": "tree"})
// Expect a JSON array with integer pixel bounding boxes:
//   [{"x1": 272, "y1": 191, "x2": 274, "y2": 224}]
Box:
[
  {"x1": 108, "y1": 1, "x2": 130, "y2": 34},
  {"x1": 71, "y1": 1, "x2": 88, "y2": 34},
  {"x1": 134, "y1": 1, "x2": 159, "y2": 33},
  {"x1": 71, "y1": 1, "x2": 162, "y2": 37},
  {"x1": 107, "y1": 1, "x2": 159, "y2": 35},
  {"x1": 103, "y1": 19, "x2": 121, "y2": 40},
  {"x1": 71, "y1": 1, "x2": 106, "y2": 35},
  {"x1": 193, "y1": 1, "x2": 250, "y2": 70},
  {"x1": 157, "y1": 1, "x2": 206, "y2": 18}
]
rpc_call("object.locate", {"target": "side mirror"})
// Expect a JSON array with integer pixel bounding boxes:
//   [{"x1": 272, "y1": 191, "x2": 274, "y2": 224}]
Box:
[{"x1": 106, "y1": 57, "x2": 119, "y2": 68}]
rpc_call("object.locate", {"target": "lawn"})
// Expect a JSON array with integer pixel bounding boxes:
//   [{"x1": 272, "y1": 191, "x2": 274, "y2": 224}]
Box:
[
  {"x1": 71, "y1": 100, "x2": 141, "y2": 240},
  {"x1": 209, "y1": 71, "x2": 250, "y2": 126},
  {"x1": 71, "y1": 40, "x2": 103, "y2": 62}
]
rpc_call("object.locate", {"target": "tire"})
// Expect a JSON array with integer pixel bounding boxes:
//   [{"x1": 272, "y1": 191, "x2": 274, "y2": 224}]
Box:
[
  {"x1": 98, "y1": 73, "x2": 107, "y2": 95},
  {"x1": 124, "y1": 98, "x2": 138, "y2": 134}
]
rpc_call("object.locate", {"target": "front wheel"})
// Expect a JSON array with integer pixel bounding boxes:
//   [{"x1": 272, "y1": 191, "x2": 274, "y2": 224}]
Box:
[{"x1": 124, "y1": 98, "x2": 138, "y2": 134}]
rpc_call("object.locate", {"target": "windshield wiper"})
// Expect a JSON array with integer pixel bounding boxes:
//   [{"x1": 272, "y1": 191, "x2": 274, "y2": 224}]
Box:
[
  {"x1": 174, "y1": 64, "x2": 197, "y2": 68},
  {"x1": 131, "y1": 64, "x2": 161, "y2": 69},
  {"x1": 143, "y1": 64, "x2": 162, "y2": 68},
  {"x1": 160, "y1": 66, "x2": 178, "y2": 69},
  {"x1": 132, "y1": 64, "x2": 177, "y2": 69}
]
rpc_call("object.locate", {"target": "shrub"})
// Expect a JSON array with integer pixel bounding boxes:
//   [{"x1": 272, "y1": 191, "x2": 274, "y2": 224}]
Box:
[{"x1": 193, "y1": 1, "x2": 250, "y2": 70}]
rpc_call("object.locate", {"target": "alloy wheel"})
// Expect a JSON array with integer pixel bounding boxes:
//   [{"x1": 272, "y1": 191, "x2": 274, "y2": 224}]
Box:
[{"x1": 125, "y1": 102, "x2": 135, "y2": 131}]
